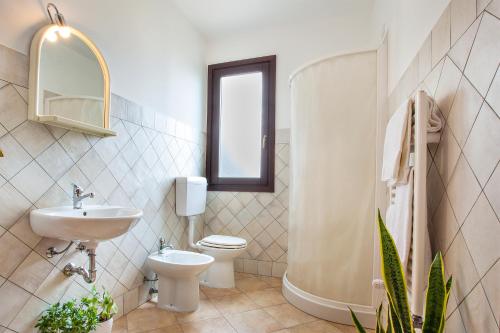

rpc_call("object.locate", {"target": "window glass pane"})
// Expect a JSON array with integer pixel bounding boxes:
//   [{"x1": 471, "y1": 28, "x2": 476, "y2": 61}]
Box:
[{"x1": 219, "y1": 72, "x2": 262, "y2": 178}]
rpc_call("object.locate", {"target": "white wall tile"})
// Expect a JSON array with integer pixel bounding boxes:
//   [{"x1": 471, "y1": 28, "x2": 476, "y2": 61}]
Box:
[
  {"x1": 0, "y1": 85, "x2": 27, "y2": 131},
  {"x1": 449, "y1": 15, "x2": 482, "y2": 71},
  {"x1": 447, "y1": 76, "x2": 483, "y2": 147},
  {"x1": 10, "y1": 161, "x2": 54, "y2": 203},
  {"x1": 451, "y1": 0, "x2": 477, "y2": 44},
  {"x1": 9, "y1": 251, "x2": 53, "y2": 293},
  {"x1": 446, "y1": 155, "x2": 481, "y2": 224},
  {"x1": 463, "y1": 103, "x2": 500, "y2": 186},
  {"x1": 462, "y1": 193, "x2": 500, "y2": 276},
  {"x1": 0, "y1": 182, "x2": 31, "y2": 229},
  {"x1": 484, "y1": 164, "x2": 500, "y2": 217},
  {"x1": 485, "y1": 68, "x2": 500, "y2": 117},
  {"x1": 444, "y1": 231, "x2": 480, "y2": 302},
  {"x1": 11, "y1": 121, "x2": 54, "y2": 158},
  {"x1": 432, "y1": 6, "x2": 452, "y2": 66},
  {"x1": 0, "y1": 134, "x2": 31, "y2": 180},
  {"x1": 464, "y1": 13, "x2": 500, "y2": 96},
  {"x1": 481, "y1": 260, "x2": 500, "y2": 325},
  {"x1": 0, "y1": 281, "x2": 30, "y2": 326},
  {"x1": 434, "y1": 57, "x2": 462, "y2": 118},
  {"x1": 458, "y1": 282, "x2": 498, "y2": 333}
]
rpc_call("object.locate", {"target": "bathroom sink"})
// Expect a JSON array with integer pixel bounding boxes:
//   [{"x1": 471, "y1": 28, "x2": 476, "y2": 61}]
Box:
[{"x1": 30, "y1": 205, "x2": 143, "y2": 248}]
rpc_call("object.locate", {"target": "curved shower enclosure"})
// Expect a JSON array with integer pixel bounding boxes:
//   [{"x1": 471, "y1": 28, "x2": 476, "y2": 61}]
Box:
[{"x1": 283, "y1": 45, "x2": 387, "y2": 329}]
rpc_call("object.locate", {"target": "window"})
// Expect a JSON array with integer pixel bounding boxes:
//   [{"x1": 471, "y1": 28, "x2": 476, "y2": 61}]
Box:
[{"x1": 206, "y1": 55, "x2": 276, "y2": 192}]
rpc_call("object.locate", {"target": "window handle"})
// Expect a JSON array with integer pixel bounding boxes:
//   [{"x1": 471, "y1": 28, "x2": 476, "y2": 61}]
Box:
[{"x1": 262, "y1": 134, "x2": 268, "y2": 149}]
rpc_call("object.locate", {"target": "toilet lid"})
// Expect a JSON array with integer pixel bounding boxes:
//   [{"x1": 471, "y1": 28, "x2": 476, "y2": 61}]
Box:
[{"x1": 199, "y1": 235, "x2": 247, "y2": 248}]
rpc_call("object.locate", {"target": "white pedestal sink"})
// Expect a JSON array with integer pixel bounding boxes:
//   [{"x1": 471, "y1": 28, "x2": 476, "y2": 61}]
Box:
[
  {"x1": 30, "y1": 205, "x2": 143, "y2": 249},
  {"x1": 30, "y1": 205, "x2": 142, "y2": 283}
]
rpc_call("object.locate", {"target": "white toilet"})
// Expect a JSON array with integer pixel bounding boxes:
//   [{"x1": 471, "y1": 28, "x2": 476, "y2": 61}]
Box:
[
  {"x1": 176, "y1": 177, "x2": 248, "y2": 289},
  {"x1": 147, "y1": 250, "x2": 213, "y2": 312}
]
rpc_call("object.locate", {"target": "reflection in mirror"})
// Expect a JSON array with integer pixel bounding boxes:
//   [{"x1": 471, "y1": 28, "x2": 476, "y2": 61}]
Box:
[
  {"x1": 38, "y1": 33, "x2": 105, "y2": 127},
  {"x1": 219, "y1": 72, "x2": 263, "y2": 178}
]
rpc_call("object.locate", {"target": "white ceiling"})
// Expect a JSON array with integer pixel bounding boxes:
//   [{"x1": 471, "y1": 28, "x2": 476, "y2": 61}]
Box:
[{"x1": 172, "y1": 0, "x2": 375, "y2": 39}]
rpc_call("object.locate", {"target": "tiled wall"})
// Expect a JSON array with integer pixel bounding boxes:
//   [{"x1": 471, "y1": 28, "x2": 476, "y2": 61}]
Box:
[
  {"x1": 0, "y1": 44, "x2": 205, "y2": 332},
  {"x1": 388, "y1": 1, "x2": 499, "y2": 332},
  {"x1": 205, "y1": 131, "x2": 289, "y2": 278}
]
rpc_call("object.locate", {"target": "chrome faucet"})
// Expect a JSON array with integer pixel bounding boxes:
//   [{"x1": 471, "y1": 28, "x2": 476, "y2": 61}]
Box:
[
  {"x1": 158, "y1": 237, "x2": 174, "y2": 254},
  {"x1": 72, "y1": 184, "x2": 94, "y2": 209}
]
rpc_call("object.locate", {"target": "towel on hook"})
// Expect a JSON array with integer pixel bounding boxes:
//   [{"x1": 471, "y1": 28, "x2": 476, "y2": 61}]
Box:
[
  {"x1": 381, "y1": 100, "x2": 412, "y2": 185},
  {"x1": 386, "y1": 168, "x2": 414, "y2": 269},
  {"x1": 385, "y1": 169, "x2": 432, "y2": 278},
  {"x1": 382, "y1": 97, "x2": 443, "y2": 185}
]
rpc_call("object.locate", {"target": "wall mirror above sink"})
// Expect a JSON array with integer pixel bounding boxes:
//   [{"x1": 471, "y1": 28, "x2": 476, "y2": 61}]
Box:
[{"x1": 28, "y1": 4, "x2": 116, "y2": 136}]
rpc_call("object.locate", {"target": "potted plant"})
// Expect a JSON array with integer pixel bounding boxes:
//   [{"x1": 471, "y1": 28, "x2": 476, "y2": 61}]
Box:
[
  {"x1": 350, "y1": 211, "x2": 452, "y2": 333},
  {"x1": 36, "y1": 287, "x2": 117, "y2": 333},
  {"x1": 94, "y1": 289, "x2": 117, "y2": 333}
]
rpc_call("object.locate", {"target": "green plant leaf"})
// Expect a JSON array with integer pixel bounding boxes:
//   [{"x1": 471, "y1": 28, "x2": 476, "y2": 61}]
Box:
[
  {"x1": 422, "y1": 252, "x2": 447, "y2": 333},
  {"x1": 386, "y1": 306, "x2": 393, "y2": 333},
  {"x1": 376, "y1": 303, "x2": 386, "y2": 333},
  {"x1": 349, "y1": 307, "x2": 368, "y2": 333},
  {"x1": 438, "y1": 276, "x2": 453, "y2": 333},
  {"x1": 388, "y1": 295, "x2": 404, "y2": 333},
  {"x1": 377, "y1": 210, "x2": 413, "y2": 333}
]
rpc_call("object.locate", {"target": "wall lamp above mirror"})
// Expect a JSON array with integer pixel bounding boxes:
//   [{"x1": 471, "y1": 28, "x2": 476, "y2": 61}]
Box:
[{"x1": 28, "y1": 3, "x2": 116, "y2": 137}]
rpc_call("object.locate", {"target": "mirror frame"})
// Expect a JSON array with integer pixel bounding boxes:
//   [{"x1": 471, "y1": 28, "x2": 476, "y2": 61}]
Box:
[{"x1": 28, "y1": 24, "x2": 115, "y2": 137}]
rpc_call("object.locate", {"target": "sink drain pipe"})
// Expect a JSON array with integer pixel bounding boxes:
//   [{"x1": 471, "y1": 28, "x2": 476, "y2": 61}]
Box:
[{"x1": 63, "y1": 247, "x2": 97, "y2": 283}]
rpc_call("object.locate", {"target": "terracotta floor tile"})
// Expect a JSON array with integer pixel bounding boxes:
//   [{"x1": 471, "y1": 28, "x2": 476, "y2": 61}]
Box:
[
  {"x1": 259, "y1": 276, "x2": 283, "y2": 288},
  {"x1": 263, "y1": 303, "x2": 316, "y2": 328},
  {"x1": 283, "y1": 320, "x2": 345, "y2": 332},
  {"x1": 145, "y1": 324, "x2": 183, "y2": 333},
  {"x1": 200, "y1": 285, "x2": 241, "y2": 298},
  {"x1": 210, "y1": 293, "x2": 259, "y2": 314},
  {"x1": 224, "y1": 308, "x2": 284, "y2": 333},
  {"x1": 126, "y1": 307, "x2": 177, "y2": 333},
  {"x1": 235, "y1": 272, "x2": 258, "y2": 280},
  {"x1": 175, "y1": 299, "x2": 221, "y2": 323},
  {"x1": 331, "y1": 323, "x2": 375, "y2": 333},
  {"x1": 181, "y1": 316, "x2": 236, "y2": 333},
  {"x1": 245, "y1": 288, "x2": 286, "y2": 307},
  {"x1": 235, "y1": 277, "x2": 271, "y2": 292},
  {"x1": 112, "y1": 316, "x2": 128, "y2": 332}
]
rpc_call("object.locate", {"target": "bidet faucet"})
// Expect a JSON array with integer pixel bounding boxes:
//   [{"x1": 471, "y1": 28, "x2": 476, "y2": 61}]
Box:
[
  {"x1": 72, "y1": 184, "x2": 94, "y2": 209},
  {"x1": 158, "y1": 238, "x2": 174, "y2": 254}
]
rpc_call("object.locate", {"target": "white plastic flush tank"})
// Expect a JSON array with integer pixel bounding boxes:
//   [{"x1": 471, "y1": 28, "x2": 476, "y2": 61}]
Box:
[{"x1": 176, "y1": 177, "x2": 207, "y2": 216}]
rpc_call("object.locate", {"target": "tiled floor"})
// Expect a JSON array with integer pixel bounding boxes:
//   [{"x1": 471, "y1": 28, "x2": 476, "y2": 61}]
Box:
[{"x1": 112, "y1": 273, "x2": 374, "y2": 333}]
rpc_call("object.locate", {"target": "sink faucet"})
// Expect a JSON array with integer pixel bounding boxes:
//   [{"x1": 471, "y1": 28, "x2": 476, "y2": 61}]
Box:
[
  {"x1": 158, "y1": 237, "x2": 174, "y2": 254},
  {"x1": 72, "y1": 184, "x2": 94, "y2": 209}
]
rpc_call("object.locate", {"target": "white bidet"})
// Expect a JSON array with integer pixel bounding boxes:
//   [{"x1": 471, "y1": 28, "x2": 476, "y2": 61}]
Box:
[{"x1": 147, "y1": 250, "x2": 213, "y2": 312}]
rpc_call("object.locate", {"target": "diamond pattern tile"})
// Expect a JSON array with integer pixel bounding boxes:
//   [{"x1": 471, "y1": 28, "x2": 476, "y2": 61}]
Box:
[
  {"x1": 464, "y1": 12, "x2": 500, "y2": 96},
  {"x1": 450, "y1": 78, "x2": 484, "y2": 148},
  {"x1": 0, "y1": 48, "x2": 206, "y2": 327},
  {"x1": 389, "y1": 4, "x2": 500, "y2": 332},
  {"x1": 463, "y1": 102, "x2": 500, "y2": 186}
]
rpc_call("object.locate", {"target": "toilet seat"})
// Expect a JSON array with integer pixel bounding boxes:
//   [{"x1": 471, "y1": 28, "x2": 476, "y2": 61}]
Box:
[{"x1": 198, "y1": 235, "x2": 247, "y2": 249}]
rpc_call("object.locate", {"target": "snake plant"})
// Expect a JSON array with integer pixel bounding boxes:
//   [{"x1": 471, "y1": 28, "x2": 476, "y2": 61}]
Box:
[{"x1": 350, "y1": 210, "x2": 452, "y2": 333}]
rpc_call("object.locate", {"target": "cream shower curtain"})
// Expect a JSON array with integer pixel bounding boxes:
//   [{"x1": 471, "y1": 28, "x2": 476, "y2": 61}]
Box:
[{"x1": 288, "y1": 51, "x2": 377, "y2": 306}]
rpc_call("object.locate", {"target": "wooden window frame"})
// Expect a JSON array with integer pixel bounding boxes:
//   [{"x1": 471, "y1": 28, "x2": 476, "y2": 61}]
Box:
[{"x1": 206, "y1": 55, "x2": 276, "y2": 192}]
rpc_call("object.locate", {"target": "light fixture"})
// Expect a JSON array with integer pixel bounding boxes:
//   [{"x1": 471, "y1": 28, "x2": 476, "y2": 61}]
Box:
[{"x1": 46, "y1": 3, "x2": 71, "y2": 40}]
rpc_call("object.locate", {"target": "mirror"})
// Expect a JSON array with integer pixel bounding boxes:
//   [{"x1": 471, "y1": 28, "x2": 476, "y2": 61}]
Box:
[{"x1": 29, "y1": 25, "x2": 115, "y2": 136}]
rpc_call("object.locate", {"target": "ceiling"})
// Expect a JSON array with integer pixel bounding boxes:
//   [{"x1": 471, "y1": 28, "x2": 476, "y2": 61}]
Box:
[{"x1": 172, "y1": 0, "x2": 375, "y2": 40}]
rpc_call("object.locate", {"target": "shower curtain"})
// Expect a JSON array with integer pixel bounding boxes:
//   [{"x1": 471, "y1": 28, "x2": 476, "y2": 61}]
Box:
[{"x1": 288, "y1": 50, "x2": 377, "y2": 306}]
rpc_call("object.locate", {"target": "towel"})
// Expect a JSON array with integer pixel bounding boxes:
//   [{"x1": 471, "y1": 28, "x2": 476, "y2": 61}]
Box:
[
  {"x1": 386, "y1": 168, "x2": 414, "y2": 269},
  {"x1": 386, "y1": 169, "x2": 432, "y2": 279},
  {"x1": 382, "y1": 97, "x2": 443, "y2": 185},
  {"x1": 381, "y1": 100, "x2": 412, "y2": 185}
]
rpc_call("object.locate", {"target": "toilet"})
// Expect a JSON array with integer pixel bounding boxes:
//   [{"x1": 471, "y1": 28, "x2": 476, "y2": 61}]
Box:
[
  {"x1": 146, "y1": 250, "x2": 213, "y2": 312},
  {"x1": 176, "y1": 177, "x2": 248, "y2": 289}
]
